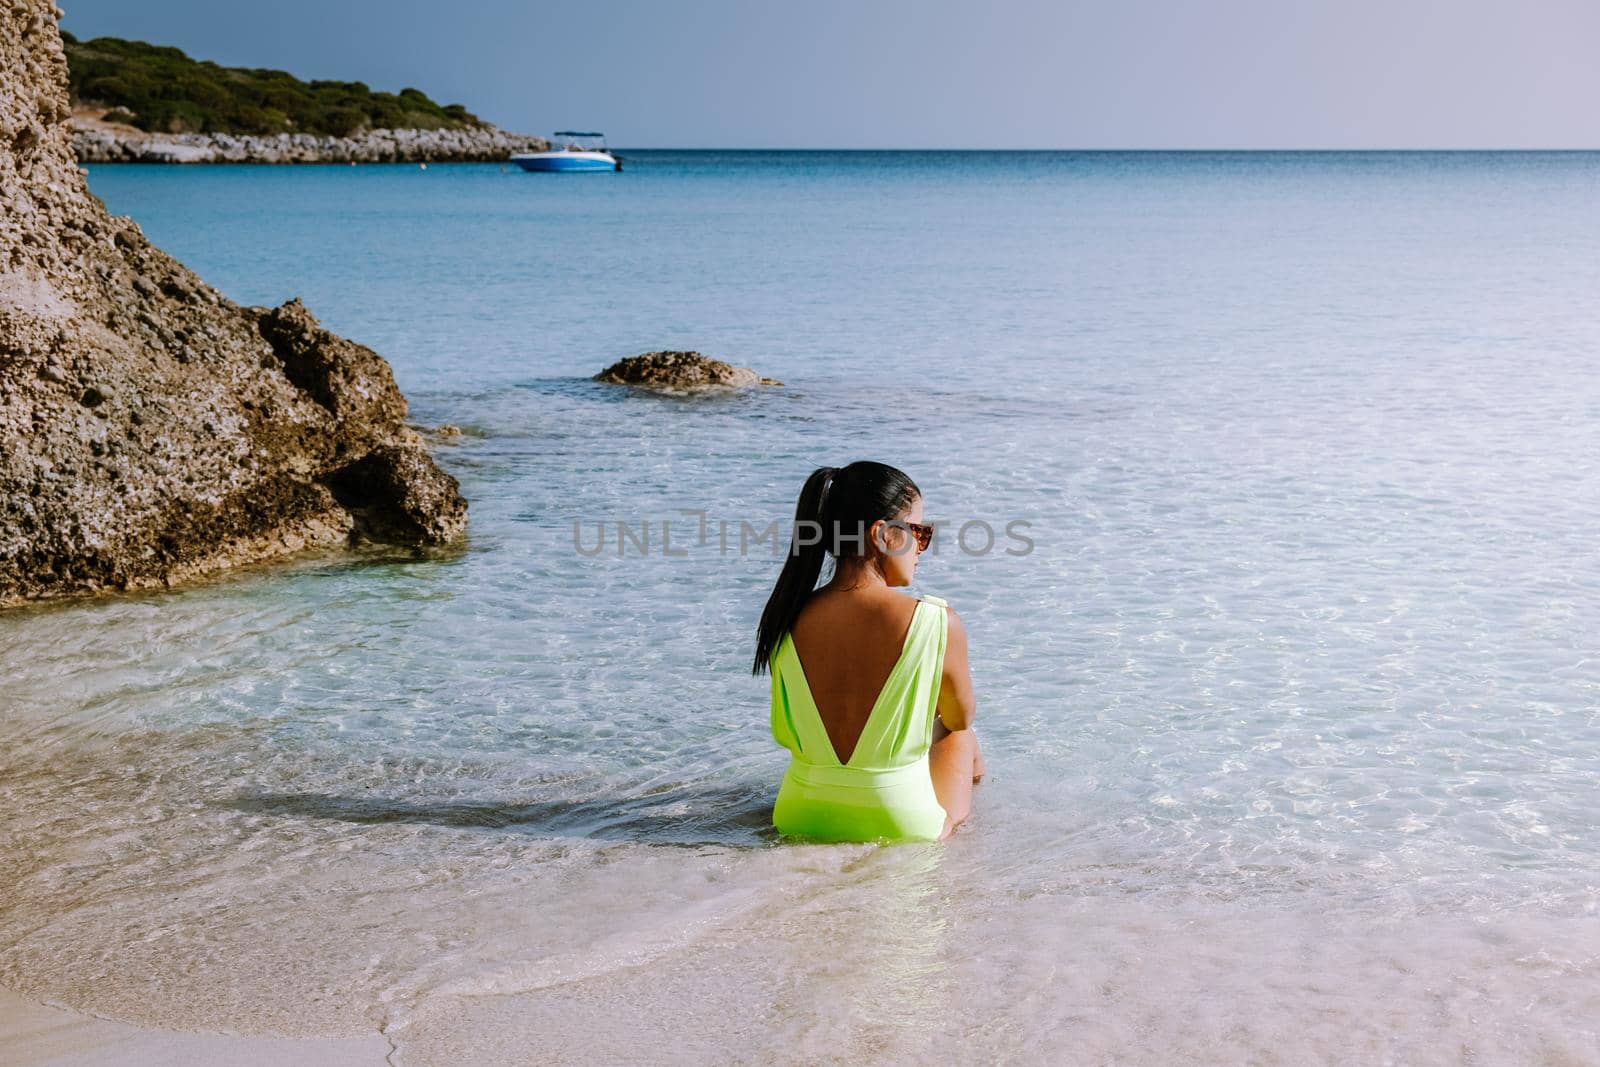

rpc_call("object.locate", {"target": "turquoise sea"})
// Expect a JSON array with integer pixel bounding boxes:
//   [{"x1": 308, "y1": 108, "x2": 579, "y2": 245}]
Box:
[{"x1": 3, "y1": 152, "x2": 1599, "y2": 1063}]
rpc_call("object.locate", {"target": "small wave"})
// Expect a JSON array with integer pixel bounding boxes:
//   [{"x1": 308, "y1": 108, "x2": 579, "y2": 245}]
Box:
[{"x1": 222, "y1": 781, "x2": 779, "y2": 847}]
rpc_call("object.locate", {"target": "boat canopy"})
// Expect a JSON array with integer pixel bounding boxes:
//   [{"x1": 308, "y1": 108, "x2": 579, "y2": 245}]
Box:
[{"x1": 549, "y1": 130, "x2": 608, "y2": 151}]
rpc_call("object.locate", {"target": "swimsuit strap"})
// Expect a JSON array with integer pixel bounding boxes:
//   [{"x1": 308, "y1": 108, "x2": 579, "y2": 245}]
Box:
[{"x1": 854, "y1": 595, "x2": 949, "y2": 764}]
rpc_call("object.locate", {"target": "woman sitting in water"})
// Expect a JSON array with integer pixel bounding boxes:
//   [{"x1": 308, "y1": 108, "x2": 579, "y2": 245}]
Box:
[{"x1": 753, "y1": 461, "x2": 985, "y2": 843}]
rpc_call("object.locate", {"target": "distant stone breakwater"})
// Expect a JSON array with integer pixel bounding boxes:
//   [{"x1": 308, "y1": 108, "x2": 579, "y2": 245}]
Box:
[{"x1": 72, "y1": 123, "x2": 550, "y2": 164}]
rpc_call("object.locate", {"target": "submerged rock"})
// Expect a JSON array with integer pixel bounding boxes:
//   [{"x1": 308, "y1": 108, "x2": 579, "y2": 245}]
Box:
[
  {"x1": 0, "y1": 2, "x2": 467, "y2": 605},
  {"x1": 595, "y1": 351, "x2": 782, "y2": 391}
]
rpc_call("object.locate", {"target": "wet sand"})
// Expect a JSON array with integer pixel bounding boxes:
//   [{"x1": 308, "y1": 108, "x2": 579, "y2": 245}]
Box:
[{"x1": 0, "y1": 986, "x2": 390, "y2": 1066}]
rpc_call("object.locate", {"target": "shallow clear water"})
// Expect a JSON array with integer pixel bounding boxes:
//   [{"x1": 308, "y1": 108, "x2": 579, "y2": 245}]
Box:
[{"x1": 3, "y1": 152, "x2": 1599, "y2": 1062}]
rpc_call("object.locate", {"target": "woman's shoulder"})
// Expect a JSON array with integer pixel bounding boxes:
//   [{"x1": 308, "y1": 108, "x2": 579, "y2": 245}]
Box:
[{"x1": 919, "y1": 594, "x2": 964, "y2": 645}]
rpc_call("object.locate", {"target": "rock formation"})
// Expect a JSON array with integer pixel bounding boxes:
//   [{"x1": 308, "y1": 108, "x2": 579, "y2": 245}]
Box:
[
  {"x1": 0, "y1": 1, "x2": 467, "y2": 605},
  {"x1": 72, "y1": 110, "x2": 549, "y2": 164},
  {"x1": 595, "y1": 351, "x2": 782, "y2": 391}
]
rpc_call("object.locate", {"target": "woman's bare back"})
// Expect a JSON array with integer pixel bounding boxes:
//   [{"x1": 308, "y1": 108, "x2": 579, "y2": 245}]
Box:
[{"x1": 788, "y1": 588, "x2": 921, "y2": 765}]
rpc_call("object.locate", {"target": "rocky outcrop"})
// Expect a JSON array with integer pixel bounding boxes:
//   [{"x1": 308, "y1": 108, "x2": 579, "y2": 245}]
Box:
[
  {"x1": 71, "y1": 111, "x2": 550, "y2": 164},
  {"x1": 0, "y1": 1, "x2": 467, "y2": 605},
  {"x1": 595, "y1": 352, "x2": 782, "y2": 391}
]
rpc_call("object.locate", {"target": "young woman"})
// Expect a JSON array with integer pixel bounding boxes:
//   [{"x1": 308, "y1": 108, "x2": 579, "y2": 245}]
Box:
[{"x1": 753, "y1": 461, "x2": 984, "y2": 843}]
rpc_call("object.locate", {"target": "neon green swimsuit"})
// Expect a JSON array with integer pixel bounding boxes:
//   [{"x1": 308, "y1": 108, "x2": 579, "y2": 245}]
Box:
[{"x1": 769, "y1": 594, "x2": 950, "y2": 844}]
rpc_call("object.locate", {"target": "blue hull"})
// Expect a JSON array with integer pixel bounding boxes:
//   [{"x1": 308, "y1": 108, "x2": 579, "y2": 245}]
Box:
[{"x1": 512, "y1": 156, "x2": 618, "y2": 172}]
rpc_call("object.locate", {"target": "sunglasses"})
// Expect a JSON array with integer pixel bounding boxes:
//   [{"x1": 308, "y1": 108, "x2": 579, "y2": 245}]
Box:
[{"x1": 900, "y1": 520, "x2": 935, "y2": 552}]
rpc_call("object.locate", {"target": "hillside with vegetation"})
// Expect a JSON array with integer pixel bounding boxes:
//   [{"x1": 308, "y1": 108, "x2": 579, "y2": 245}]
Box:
[{"x1": 62, "y1": 31, "x2": 485, "y2": 137}]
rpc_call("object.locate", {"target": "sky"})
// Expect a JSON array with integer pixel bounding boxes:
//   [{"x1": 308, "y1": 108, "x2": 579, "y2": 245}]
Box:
[{"x1": 57, "y1": 0, "x2": 1600, "y2": 149}]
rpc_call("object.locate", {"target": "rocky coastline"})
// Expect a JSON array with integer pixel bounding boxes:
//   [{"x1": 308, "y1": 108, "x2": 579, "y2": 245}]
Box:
[
  {"x1": 1, "y1": 1, "x2": 468, "y2": 605},
  {"x1": 72, "y1": 111, "x2": 548, "y2": 164}
]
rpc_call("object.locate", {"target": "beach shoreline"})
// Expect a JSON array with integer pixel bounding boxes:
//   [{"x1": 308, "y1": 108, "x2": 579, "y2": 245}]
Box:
[{"x1": 0, "y1": 986, "x2": 391, "y2": 1066}]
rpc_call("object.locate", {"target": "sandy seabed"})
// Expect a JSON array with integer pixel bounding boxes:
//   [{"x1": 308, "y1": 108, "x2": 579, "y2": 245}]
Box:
[{"x1": 0, "y1": 987, "x2": 390, "y2": 1066}]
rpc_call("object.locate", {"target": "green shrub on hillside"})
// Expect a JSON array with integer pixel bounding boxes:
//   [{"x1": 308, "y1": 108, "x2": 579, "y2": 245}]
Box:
[{"x1": 62, "y1": 32, "x2": 485, "y2": 136}]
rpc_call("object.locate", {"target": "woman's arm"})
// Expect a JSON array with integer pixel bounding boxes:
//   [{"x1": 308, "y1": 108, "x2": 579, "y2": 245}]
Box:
[{"x1": 937, "y1": 605, "x2": 976, "y2": 732}]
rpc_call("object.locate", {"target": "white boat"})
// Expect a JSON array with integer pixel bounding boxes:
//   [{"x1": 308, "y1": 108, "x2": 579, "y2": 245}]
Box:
[{"x1": 510, "y1": 132, "x2": 621, "y2": 172}]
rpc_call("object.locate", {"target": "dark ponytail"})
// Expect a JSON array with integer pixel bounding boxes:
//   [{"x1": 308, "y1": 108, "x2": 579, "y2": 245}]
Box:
[{"x1": 751, "y1": 461, "x2": 921, "y2": 675}]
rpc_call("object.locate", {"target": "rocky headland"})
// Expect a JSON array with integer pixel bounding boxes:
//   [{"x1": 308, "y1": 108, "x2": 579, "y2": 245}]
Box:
[
  {"x1": 1, "y1": 1, "x2": 467, "y2": 605},
  {"x1": 595, "y1": 352, "x2": 782, "y2": 391},
  {"x1": 62, "y1": 31, "x2": 547, "y2": 164},
  {"x1": 72, "y1": 108, "x2": 548, "y2": 164}
]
